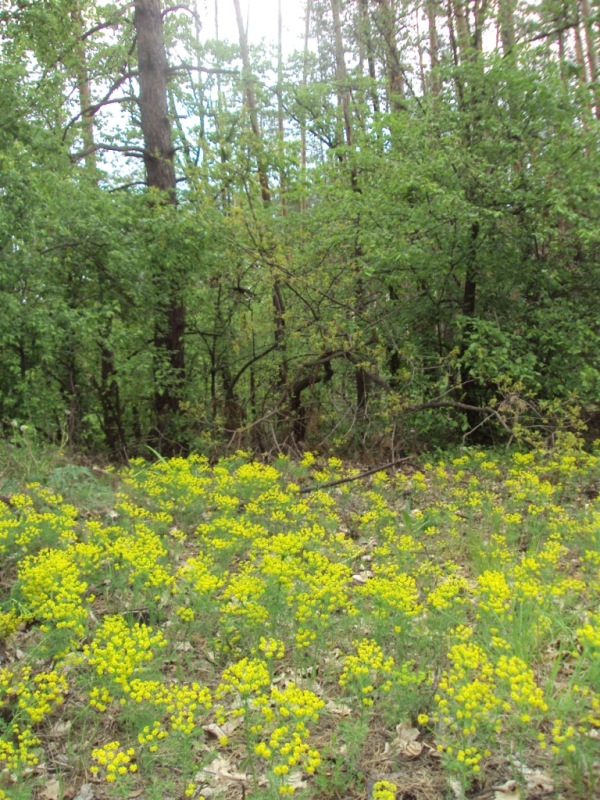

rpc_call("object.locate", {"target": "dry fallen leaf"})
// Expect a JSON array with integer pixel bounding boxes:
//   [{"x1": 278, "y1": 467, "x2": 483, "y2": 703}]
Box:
[
  {"x1": 392, "y1": 722, "x2": 423, "y2": 758},
  {"x1": 512, "y1": 760, "x2": 554, "y2": 794},
  {"x1": 448, "y1": 777, "x2": 465, "y2": 800},
  {"x1": 395, "y1": 722, "x2": 420, "y2": 742},
  {"x1": 73, "y1": 785, "x2": 94, "y2": 800},
  {"x1": 325, "y1": 699, "x2": 352, "y2": 716},
  {"x1": 41, "y1": 777, "x2": 61, "y2": 800},
  {"x1": 524, "y1": 769, "x2": 553, "y2": 794},
  {"x1": 494, "y1": 780, "x2": 517, "y2": 793},
  {"x1": 493, "y1": 781, "x2": 520, "y2": 800},
  {"x1": 195, "y1": 755, "x2": 248, "y2": 784},
  {"x1": 402, "y1": 740, "x2": 423, "y2": 758},
  {"x1": 203, "y1": 723, "x2": 226, "y2": 739},
  {"x1": 286, "y1": 771, "x2": 307, "y2": 790},
  {"x1": 51, "y1": 720, "x2": 72, "y2": 737}
]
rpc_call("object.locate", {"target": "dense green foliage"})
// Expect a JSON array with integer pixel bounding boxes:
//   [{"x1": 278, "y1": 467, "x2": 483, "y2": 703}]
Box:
[{"x1": 0, "y1": 0, "x2": 599, "y2": 457}]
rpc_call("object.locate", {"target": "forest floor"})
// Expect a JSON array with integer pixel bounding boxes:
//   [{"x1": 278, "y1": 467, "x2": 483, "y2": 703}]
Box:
[{"x1": 0, "y1": 436, "x2": 599, "y2": 800}]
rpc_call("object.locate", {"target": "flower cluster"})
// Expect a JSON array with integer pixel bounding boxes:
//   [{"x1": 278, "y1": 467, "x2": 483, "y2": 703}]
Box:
[
  {"x1": 90, "y1": 740, "x2": 137, "y2": 782},
  {"x1": 84, "y1": 615, "x2": 167, "y2": 691},
  {"x1": 372, "y1": 780, "x2": 397, "y2": 800},
  {"x1": 339, "y1": 639, "x2": 395, "y2": 707},
  {"x1": 18, "y1": 547, "x2": 89, "y2": 639}
]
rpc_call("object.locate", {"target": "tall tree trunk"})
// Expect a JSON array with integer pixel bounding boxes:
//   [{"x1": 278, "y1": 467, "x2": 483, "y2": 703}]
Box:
[
  {"x1": 277, "y1": 0, "x2": 287, "y2": 212},
  {"x1": 446, "y1": 0, "x2": 465, "y2": 103},
  {"x1": 301, "y1": 0, "x2": 312, "y2": 212},
  {"x1": 330, "y1": 0, "x2": 354, "y2": 149},
  {"x1": 135, "y1": 0, "x2": 178, "y2": 201},
  {"x1": 232, "y1": 0, "x2": 271, "y2": 205},
  {"x1": 134, "y1": 0, "x2": 185, "y2": 450},
  {"x1": 358, "y1": 0, "x2": 381, "y2": 114},
  {"x1": 498, "y1": 0, "x2": 516, "y2": 55},
  {"x1": 426, "y1": 0, "x2": 441, "y2": 96},
  {"x1": 70, "y1": 3, "x2": 96, "y2": 170},
  {"x1": 233, "y1": 0, "x2": 287, "y2": 392},
  {"x1": 373, "y1": 0, "x2": 406, "y2": 111},
  {"x1": 472, "y1": 0, "x2": 488, "y2": 53},
  {"x1": 72, "y1": 2, "x2": 127, "y2": 457},
  {"x1": 575, "y1": 19, "x2": 587, "y2": 78},
  {"x1": 579, "y1": 0, "x2": 600, "y2": 117},
  {"x1": 415, "y1": 8, "x2": 427, "y2": 94},
  {"x1": 331, "y1": 0, "x2": 369, "y2": 422},
  {"x1": 451, "y1": 0, "x2": 471, "y2": 61},
  {"x1": 459, "y1": 221, "x2": 481, "y2": 433}
]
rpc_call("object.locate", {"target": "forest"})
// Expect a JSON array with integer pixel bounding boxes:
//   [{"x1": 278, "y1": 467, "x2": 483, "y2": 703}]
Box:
[
  {"x1": 1, "y1": 0, "x2": 599, "y2": 459},
  {"x1": 1, "y1": 2, "x2": 600, "y2": 800}
]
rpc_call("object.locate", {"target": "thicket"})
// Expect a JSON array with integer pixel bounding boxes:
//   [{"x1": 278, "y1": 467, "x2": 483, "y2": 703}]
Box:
[{"x1": 0, "y1": 0, "x2": 599, "y2": 460}]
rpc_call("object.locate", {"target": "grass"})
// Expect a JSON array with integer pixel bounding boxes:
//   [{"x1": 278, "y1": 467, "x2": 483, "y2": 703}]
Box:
[{"x1": 0, "y1": 435, "x2": 599, "y2": 799}]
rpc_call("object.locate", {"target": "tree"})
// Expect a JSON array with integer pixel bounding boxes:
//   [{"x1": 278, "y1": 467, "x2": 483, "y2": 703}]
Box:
[
  {"x1": 1, "y1": 0, "x2": 599, "y2": 455},
  {"x1": 134, "y1": 0, "x2": 186, "y2": 451}
]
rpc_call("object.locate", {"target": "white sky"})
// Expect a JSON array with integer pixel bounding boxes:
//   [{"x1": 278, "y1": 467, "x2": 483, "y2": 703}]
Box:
[{"x1": 199, "y1": 0, "x2": 307, "y2": 53}]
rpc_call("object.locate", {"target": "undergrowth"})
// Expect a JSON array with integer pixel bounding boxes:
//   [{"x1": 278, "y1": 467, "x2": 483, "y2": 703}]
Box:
[{"x1": 0, "y1": 435, "x2": 599, "y2": 799}]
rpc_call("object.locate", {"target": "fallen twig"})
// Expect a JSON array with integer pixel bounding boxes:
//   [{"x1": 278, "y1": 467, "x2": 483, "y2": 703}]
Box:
[{"x1": 298, "y1": 456, "x2": 414, "y2": 494}]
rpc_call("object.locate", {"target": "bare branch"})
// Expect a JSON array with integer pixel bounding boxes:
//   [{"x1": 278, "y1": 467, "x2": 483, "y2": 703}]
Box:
[
  {"x1": 404, "y1": 400, "x2": 513, "y2": 435},
  {"x1": 229, "y1": 343, "x2": 282, "y2": 392},
  {"x1": 168, "y1": 63, "x2": 240, "y2": 77},
  {"x1": 81, "y1": 4, "x2": 135, "y2": 40},
  {"x1": 298, "y1": 457, "x2": 414, "y2": 494},
  {"x1": 70, "y1": 143, "x2": 146, "y2": 162},
  {"x1": 63, "y1": 72, "x2": 140, "y2": 141},
  {"x1": 108, "y1": 181, "x2": 148, "y2": 193},
  {"x1": 162, "y1": 4, "x2": 202, "y2": 28}
]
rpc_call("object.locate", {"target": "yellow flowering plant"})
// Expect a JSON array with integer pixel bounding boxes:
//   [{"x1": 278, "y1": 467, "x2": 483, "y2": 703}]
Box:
[{"x1": 0, "y1": 441, "x2": 599, "y2": 797}]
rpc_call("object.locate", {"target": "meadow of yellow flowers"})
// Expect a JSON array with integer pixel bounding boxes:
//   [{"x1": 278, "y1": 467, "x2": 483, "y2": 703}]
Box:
[{"x1": 0, "y1": 437, "x2": 598, "y2": 799}]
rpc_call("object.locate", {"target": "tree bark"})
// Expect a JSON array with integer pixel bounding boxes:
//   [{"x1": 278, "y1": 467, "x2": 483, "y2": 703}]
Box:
[
  {"x1": 70, "y1": 3, "x2": 96, "y2": 170},
  {"x1": 498, "y1": 0, "x2": 516, "y2": 55},
  {"x1": 358, "y1": 0, "x2": 381, "y2": 114},
  {"x1": 330, "y1": 0, "x2": 369, "y2": 422},
  {"x1": 459, "y1": 220, "x2": 481, "y2": 433},
  {"x1": 578, "y1": 0, "x2": 600, "y2": 117},
  {"x1": 373, "y1": 0, "x2": 406, "y2": 112},
  {"x1": 134, "y1": 0, "x2": 186, "y2": 448},
  {"x1": 277, "y1": 0, "x2": 287, "y2": 211},
  {"x1": 71, "y1": 2, "x2": 126, "y2": 457},
  {"x1": 426, "y1": 0, "x2": 441, "y2": 96},
  {"x1": 233, "y1": 0, "x2": 287, "y2": 392},
  {"x1": 135, "y1": 0, "x2": 178, "y2": 202},
  {"x1": 301, "y1": 0, "x2": 312, "y2": 212},
  {"x1": 330, "y1": 0, "x2": 354, "y2": 148},
  {"x1": 232, "y1": 0, "x2": 271, "y2": 205}
]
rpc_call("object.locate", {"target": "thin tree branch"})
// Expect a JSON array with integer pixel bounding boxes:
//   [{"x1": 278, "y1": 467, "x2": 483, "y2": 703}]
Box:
[
  {"x1": 298, "y1": 456, "x2": 414, "y2": 494},
  {"x1": 229, "y1": 343, "x2": 282, "y2": 392},
  {"x1": 162, "y1": 4, "x2": 203, "y2": 28},
  {"x1": 169, "y1": 63, "x2": 240, "y2": 77},
  {"x1": 405, "y1": 400, "x2": 513, "y2": 434},
  {"x1": 70, "y1": 143, "x2": 146, "y2": 162},
  {"x1": 63, "y1": 72, "x2": 140, "y2": 141},
  {"x1": 81, "y1": 4, "x2": 135, "y2": 40},
  {"x1": 108, "y1": 181, "x2": 148, "y2": 193}
]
